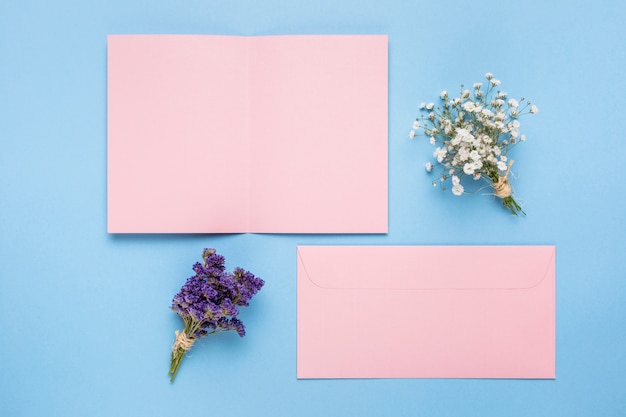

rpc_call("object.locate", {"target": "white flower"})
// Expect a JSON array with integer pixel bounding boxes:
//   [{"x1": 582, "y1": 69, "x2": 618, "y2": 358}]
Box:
[
  {"x1": 409, "y1": 130, "x2": 416, "y2": 139},
  {"x1": 411, "y1": 75, "x2": 535, "y2": 213},
  {"x1": 455, "y1": 128, "x2": 473, "y2": 143},
  {"x1": 454, "y1": 130, "x2": 475, "y2": 147},
  {"x1": 458, "y1": 146, "x2": 470, "y2": 161},
  {"x1": 433, "y1": 147, "x2": 447, "y2": 163},
  {"x1": 530, "y1": 105, "x2": 539, "y2": 114},
  {"x1": 462, "y1": 101, "x2": 476, "y2": 112}
]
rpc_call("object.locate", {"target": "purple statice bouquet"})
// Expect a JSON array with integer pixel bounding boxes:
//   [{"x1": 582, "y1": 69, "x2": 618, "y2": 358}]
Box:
[{"x1": 168, "y1": 248, "x2": 265, "y2": 382}]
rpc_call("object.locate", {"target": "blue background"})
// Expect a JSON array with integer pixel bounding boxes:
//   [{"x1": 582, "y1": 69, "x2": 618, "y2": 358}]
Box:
[{"x1": 1, "y1": 1, "x2": 625, "y2": 416}]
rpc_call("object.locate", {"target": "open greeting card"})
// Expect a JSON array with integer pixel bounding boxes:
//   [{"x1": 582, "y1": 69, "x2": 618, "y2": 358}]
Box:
[
  {"x1": 107, "y1": 35, "x2": 388, "y2": 233},
  {"x1": 297, "y1": 245, "x2": 556, "y2": 379}
]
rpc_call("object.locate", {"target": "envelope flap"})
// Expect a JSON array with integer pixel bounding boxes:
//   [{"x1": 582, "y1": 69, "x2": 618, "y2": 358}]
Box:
[{"x1": 297, "y1": 246, "x2": 555, "y2": 290}]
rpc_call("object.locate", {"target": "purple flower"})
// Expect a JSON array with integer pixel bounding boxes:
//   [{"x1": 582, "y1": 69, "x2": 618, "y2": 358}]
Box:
[
  {"x1": 232, "y1": 267, "x2": 265, "y2": 306},
  {"x1": 216, "y1": 317, "x2": 246, "y2": 337},
  {"x1": 219, "y1": 298, "x2": 239, "y2": 317},
  {"x1": 228, "y1": 317, "x2": 246, "y2": 337},
  {"x1": 169, "y1": 248, "x2": 264, "y2": 382}
]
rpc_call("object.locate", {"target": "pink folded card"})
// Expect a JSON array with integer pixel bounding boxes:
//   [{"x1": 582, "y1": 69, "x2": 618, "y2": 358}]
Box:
[
  {"x1": 297, "y1": 246, "x2": 556, "y2": 379},
  {"x1": 107, "y1": 35, "x2": 388, "y2": 233}
]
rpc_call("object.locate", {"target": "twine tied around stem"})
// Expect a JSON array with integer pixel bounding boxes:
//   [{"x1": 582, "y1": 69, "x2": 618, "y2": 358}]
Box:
[
  {"x1": 173, "y1": 330, "x2": 195, "y2": 352},
  {"x1": 493, "y1": 160, "x2": 514, "y2": 199}
]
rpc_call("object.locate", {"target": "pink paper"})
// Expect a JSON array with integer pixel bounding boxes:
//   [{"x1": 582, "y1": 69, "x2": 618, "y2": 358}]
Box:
[
  {"x1": 297, "y1": 246, "x2": 556, "y2": 379},
  {"x1": 107, "y1": 35, "x2": 388, "y2": 233}
]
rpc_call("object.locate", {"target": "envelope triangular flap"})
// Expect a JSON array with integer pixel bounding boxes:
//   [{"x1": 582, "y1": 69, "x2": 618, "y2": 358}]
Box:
[{"x1": 298, "y1": 246, "x2": 555, "y2": 290}]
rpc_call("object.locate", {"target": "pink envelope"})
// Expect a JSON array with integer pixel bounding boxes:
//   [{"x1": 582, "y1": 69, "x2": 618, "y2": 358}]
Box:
[
  {"x1": 297, "y1": 246, "x2": 556, "y2": 379},
  {"x1": 107, "y1": 35, "x2": 388, "y2": 233}
]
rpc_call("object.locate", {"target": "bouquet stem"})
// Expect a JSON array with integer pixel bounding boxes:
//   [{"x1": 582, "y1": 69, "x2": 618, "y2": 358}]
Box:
[
  {"x1": 501, "y1": 196, "x2": 525, "y2": 216},
  {"x1": 490, "y1": 160, "x2": 525, "y2": 216},
  {"x1": 168, "y1": 347, "x2": 186, "y2": 382},
  {"x1": 168, "y1": 329, "x2": 195, "y2": 382}
]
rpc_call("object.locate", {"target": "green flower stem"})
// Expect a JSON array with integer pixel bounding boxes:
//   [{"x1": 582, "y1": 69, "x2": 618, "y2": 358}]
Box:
[
  {"x1": 168, "y1": 321, "x2": 197, "y2": 383},
  {"x1": 486, "y1": 168, "x2": 525, "y2": 216},
  {"x1": 168, "y1": 345, "x2": 188, "y2": 383},
  {"x1": 502, "y1": 195, "x2": 525, "y2": 216},
  {"x1": 168, "y1": 321, "x2": 229, "y2": 382}
]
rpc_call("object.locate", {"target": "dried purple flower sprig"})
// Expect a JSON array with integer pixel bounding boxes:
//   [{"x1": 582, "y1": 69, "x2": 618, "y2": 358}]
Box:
[{"x1": 168, "y1": 248, "x2": 264, "y2": 382}]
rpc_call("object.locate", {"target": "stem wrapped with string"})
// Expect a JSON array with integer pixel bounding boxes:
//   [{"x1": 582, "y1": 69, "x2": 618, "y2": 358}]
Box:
[
  {"x1": 168, "y1": 248, "x2": 264, "y2": 382},
  {"x1": 409, "y1": 72, "x2": 537, "y2": 216}
]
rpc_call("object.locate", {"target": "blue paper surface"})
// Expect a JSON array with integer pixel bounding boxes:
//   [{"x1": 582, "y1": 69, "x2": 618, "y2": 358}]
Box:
[{"x1": 1, "y1": 0, "x2": 625, "y2": 416}]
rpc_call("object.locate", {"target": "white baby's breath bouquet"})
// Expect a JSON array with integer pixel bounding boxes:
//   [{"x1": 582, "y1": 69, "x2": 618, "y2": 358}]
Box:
[{"x1": 410, "y1": 73, "x2": 538, "y2": 215}]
